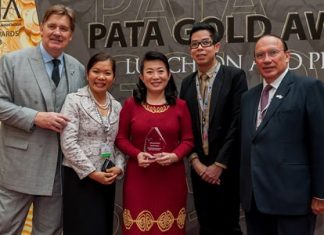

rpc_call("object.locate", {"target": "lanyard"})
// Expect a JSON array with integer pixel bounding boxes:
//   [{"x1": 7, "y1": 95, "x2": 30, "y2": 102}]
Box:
[
  {"x1": 195, "y1": 68, "x2": 218, "y2": 114},
  {"x1": 195, "y1": 77, "x2": 212, "y2": 114}
]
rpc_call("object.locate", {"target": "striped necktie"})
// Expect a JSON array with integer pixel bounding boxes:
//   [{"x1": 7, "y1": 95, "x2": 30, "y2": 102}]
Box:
[{"x1": 260, "y1": 84, "x2": 272, "y2": 119}]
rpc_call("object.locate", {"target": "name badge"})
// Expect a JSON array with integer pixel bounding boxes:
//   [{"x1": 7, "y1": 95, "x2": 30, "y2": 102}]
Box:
[{"x1": 100, "y1": 143, "x2": 111, "y2": 159}]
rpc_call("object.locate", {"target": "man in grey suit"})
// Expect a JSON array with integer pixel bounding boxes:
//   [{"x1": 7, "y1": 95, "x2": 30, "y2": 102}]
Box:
[
  {"x1": 0, "y1": 5, "x2": 86, "y2": 234},
  {"x1": 240, "y1": 34, "x2": 324, "y2": 235}
]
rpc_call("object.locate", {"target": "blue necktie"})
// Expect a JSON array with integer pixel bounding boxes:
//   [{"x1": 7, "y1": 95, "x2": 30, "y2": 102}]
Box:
[{"x1": 51, "y1": 59, "x2": 60, "y2": 87}]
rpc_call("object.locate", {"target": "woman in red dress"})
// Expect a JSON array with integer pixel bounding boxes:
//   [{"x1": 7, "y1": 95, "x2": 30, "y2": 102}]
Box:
[{"x1": 116, "y1": 51, "x2": 194, "y2": 234}]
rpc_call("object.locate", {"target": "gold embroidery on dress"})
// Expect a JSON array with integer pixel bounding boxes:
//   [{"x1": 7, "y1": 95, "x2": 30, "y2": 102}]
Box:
[
  {"x1": 176, "y1": 208, "x2": 186, "y2": 229},
  {"x1": 157, "y1": 210, "x2": 174, "y2": 232},
  {"x1": 123, "y1": 208, "x2": 186, "y2": 232},
  {"x1": 142, "y1": 103, "x2": 170, "y2": 113},
  {"x1": 137, "y1": 210, "x2": 154, "y2": 231},
  {"x1": 123, "y1": 209, "x2": 133, "y2": 230}
]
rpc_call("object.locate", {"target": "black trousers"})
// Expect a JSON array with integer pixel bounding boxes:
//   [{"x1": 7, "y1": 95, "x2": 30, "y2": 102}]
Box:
[
  {"x1": 191, "y1": 167, "x2": 242, "y2": 235},
  {"x1": 245, "y1": 196, "x2": 316, "y2": 235},
  {"x1": 63, "y1": 166, "x2": 116, "y2": 235}
]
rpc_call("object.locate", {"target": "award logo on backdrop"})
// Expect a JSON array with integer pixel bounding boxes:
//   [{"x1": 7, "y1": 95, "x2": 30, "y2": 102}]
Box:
[{"x1": 0, "y1": 0, "x2": 40, "y2": 56}]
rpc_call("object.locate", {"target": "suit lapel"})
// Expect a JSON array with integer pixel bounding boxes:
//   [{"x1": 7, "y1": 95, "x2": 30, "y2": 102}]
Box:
[
  {"x1": 209, "y1": 66, "x2": 224, "y2": 121},
  {"x1": 63, "y1": 55, "x2": 76, "y2": 93},
  {"x1": 254, "y1": 72, "x2": 294, "y2": 137},
  {"x1": 29, "y1": 47, "x2": 54, "y2": 111},
  {"x1": 248, "y1": 85, "x2": 263, "y2": 136},
  {"x1": 79, "y1": 88, "x2": 103, "y2": 125},
  {"x1": 186, "y1": 73, "x2": 201, "y2": 134}
]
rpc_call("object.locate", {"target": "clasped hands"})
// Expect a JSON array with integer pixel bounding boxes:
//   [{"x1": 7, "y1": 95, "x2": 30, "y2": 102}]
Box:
[
  {"x1": 89, "y1": 167, "x2": 122, "y2": 185},
  {"x1": 311, "y1": 198, "x2": 324, "y2": 215},
  {"x1": 137, "y1": 152, "x2": 178, "y2": 168},
  {"x1": 192, "y1": 158, "x2": 222, "y2": 185}
]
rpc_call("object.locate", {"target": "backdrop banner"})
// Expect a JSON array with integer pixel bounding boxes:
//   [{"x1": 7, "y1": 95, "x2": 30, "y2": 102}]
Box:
[{"x1": 1, "y1": 0, "x2": 324, "y2": 234}]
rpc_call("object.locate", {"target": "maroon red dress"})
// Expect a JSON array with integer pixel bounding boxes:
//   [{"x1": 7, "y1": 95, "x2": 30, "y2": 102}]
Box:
[{"x1": 116, "y1": 97, "x2": 194, "y2": 235}]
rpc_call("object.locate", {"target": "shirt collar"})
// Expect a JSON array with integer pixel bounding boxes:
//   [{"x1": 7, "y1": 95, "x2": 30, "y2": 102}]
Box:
[
  {"x1": 198, "y1": 61, "x2": 220, "y2": 79},
  {"x1": 40, "y1": 42, "x2": 64, "y2": 64},
  {"x1": 263, "y1": 68, "x2": 288, "y2": 90}
]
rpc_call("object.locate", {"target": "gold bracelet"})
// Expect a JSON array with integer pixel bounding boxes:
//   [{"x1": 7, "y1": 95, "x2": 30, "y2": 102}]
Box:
[
  {"x1": 189, "y1": 155, "x2": 198, "y2": 163},
  {"x1": 213, "y1": 162, "x2": 227, "y2": 169}
]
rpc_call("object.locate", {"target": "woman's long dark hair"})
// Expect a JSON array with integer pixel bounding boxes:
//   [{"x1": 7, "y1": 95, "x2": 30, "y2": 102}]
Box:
[{"x1": 133, "y1": 51, "x2": 178, "y2": 105}]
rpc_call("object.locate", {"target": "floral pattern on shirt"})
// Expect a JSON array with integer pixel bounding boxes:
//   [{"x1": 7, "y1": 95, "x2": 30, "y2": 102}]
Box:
[{"x1": 60, "y1": 86, "x2": 125, "y2": 179}]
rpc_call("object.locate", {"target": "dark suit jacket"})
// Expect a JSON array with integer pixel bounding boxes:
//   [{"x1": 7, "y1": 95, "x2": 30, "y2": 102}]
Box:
[
  {"x1": 240, "y1": 71, "x2": 324, "y2": 215},
  {"x1": 180, "y1": 65, "x2": 247, "y2": 168}
]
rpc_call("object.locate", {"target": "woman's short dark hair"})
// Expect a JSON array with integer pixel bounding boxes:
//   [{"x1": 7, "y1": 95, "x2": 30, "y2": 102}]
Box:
[
  {"x1": 189, "y1": 22, "x2": 221, "y2": 44},
  {"x1": 86, "y1": 52, "x2": 116, "y2": 75},
  {"x1": 133, "y1": 51, "x2": 178, "y2": 105}
]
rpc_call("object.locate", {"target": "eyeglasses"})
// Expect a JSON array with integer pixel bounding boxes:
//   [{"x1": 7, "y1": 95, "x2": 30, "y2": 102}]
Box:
[
  {"x1": 190, "y1": 39, "x2": 214, "y2": 49},
  {"x1": 255, "y1": 49, "x2": 285, "y2": 60}
]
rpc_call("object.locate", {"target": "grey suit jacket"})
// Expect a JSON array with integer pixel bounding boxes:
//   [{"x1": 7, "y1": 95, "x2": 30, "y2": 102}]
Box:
[{"x1": 0, "y1": 45, "x2": 86, "y2": 195}]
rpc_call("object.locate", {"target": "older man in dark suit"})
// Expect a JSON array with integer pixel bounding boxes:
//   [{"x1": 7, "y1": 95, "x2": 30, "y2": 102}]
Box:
[
  {"x1": 240, "y1": 34, "x2": 324, "y2": 235},
  {"x1": 0, "y1": 5, "x2": 86, "y2": 234},
  {"x1": 180, "y1": 22, "x2": 247, "y2": 235}
]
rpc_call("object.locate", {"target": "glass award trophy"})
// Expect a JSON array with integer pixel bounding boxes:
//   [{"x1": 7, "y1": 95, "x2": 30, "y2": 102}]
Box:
[{"x1": 144, "y1": 127, "x2": 166, "y2": 155}]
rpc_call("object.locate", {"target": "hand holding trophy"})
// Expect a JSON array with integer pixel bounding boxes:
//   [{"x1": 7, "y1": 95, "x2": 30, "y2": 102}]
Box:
[
  {"x1": 142, "y1": 127, "x2": 177, "y2": 167},
  {"x1": 155, "y1": 152, "x2": 178, "y2": 166},
  {"x1": 138, "y1": 127, "x2": 168, "y2": 167},
  {"x1": 137, "y1": 152, "x2": 156, "y2": 168}
]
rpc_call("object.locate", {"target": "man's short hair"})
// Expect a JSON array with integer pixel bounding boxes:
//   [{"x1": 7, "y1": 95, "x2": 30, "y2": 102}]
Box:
[
  {"x1": 189, "y1": 22, "x2": 221, "y2": 44},
  {"x1": 42, "y1": 4, "x2": 75, "y2": 32}
]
